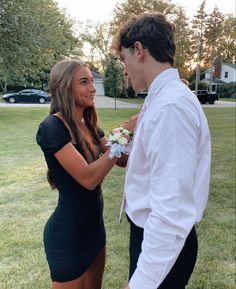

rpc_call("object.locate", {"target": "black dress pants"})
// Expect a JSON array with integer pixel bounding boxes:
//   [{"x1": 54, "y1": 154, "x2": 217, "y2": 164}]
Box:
[{"x1": 128, "y1": 217, "x2": 198, "y2": 289}]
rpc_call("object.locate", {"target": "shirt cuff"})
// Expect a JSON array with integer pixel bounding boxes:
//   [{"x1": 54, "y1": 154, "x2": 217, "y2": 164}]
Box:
[{"x1": 129, "y1": 268, "x2": 161, "y2": 289}]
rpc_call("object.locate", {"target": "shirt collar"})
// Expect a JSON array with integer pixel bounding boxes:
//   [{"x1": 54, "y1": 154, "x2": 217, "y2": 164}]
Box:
[{"x1": 144, "y1": 68, "x2": 180, "y2": 107}]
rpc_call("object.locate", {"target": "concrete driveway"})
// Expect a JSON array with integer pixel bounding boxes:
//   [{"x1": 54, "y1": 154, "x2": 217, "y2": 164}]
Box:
[{"x1": 0, "y1": 96, "x2": 235, "y2": 108}]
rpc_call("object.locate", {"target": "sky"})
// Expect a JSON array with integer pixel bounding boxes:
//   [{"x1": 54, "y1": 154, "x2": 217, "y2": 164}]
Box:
[{"x1": 56, "y1": 0, "x2": 235, "y2": 22}]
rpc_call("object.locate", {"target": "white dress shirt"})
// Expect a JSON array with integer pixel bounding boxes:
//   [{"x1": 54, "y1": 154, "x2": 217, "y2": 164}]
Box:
[{"x1": 123, "y1": 68, "x2": 211, "y2": 289}]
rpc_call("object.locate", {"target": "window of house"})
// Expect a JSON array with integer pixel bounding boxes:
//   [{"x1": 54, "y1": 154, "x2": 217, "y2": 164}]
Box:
[
  {"x1": 212, "y1": 85, "x2": 216, "y2": 92},
  {"x1": 225, "y1": 71, "x2": 228, "y2": 78}
]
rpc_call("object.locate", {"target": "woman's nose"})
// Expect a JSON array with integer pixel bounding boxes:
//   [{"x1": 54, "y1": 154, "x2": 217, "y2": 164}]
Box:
[{"x1": 91, "y1": 82, "x2": 96, "y2": 92}]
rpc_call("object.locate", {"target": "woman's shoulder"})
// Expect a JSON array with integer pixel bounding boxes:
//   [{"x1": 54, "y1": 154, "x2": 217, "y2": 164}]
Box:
[
  {"x1": 40, "y1": 114, "x2": 65, "y2": 127},
  {"x1": 36, "y1": 115, "x2": 71, "y2": 152}
]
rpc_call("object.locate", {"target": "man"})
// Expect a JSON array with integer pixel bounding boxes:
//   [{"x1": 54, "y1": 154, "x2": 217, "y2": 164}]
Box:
[{"x1": 112, "y1": 12, "x2": 211, "y2": 289}]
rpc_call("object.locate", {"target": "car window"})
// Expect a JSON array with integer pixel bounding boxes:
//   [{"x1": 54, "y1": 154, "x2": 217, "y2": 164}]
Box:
[{"x1": 21, "y1": 90, "x2": 32, "y2": 93}]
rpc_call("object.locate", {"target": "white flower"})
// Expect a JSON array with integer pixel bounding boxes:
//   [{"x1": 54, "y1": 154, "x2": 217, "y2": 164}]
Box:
[
  {"x1": 122, "y1": 129, "x2": 130, "y2": 136},
  {"x1": 114, "y1": 132, "x2": 122, "y2": 140},
  {"x1": 118, "y1": 136, "x2": 128, "y2": 145}
]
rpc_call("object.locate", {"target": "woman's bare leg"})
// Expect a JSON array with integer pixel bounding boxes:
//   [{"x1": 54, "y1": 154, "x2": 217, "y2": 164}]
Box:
[
  {"x1": 84, "y1": 247, "x2": 106, "y2": 289},
  {"x1": 52, "y1": 274, "x2": 85, "y2": 289}
]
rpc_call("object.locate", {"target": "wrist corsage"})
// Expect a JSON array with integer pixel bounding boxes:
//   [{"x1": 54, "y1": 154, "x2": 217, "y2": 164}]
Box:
[{"x1": 106, "y1": 127, "x2": 133, "y2": 159}]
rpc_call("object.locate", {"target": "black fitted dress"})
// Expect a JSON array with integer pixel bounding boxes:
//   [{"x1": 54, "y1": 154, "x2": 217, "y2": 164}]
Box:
[{"x1": 36, "y1": 115, "x2": 105, "y2": 282}]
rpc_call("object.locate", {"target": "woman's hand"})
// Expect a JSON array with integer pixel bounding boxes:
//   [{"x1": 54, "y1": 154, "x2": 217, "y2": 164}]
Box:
[{"x1": 122, "y1": 113, "x2": 139, "y2": 133}]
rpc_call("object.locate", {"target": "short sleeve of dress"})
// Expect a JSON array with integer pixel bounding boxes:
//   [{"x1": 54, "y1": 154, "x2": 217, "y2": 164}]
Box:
[
  {"x1": 97, "y1": 127, "x2": 105, "y2": 138},
  {"x1": 36, "y1": 115, "x2": 71, "y2": 154}
]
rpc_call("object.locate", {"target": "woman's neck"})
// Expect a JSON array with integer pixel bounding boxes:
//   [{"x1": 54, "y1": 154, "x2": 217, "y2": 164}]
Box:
[{"x1": 74, "y1": 106, "x2": 84, "y2": 124}]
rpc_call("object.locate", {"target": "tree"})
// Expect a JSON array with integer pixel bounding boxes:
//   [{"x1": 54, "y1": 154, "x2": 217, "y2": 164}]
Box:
[
  {"x1": 104, "y1": 55, "x2": 124, "y2": 98},
  {"x1": 220, "y1": 15, "x2": 236, "y2": 63},
  {"x1": 79, "y1": 21, "x2": 112, "y2": 72},
  {"x1": 191, "y1": 0, "x2": 208, "y2": 90},
  {"x1": 111, "y1": 0, "x2": 176, "y2": 35},
  {"x1": 191, "y1": 0, "x2": 208, "y2": 65},
  {"x1": 173, "y1": 6, "x2": 194, "y2": 79},
  {"x1": 204, "y1": 7, "x2": 224, "y2": 66},
  {"x1": 0, "y1": 0, "x2": 81, "y2": 91}
]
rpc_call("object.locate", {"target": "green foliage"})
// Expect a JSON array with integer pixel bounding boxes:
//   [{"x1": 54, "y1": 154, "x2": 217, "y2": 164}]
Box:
[
  {"x1": 189, "y1": 80, "x2": 208, "y2": 90},
  {"x1": 204, "y1": 7, "x2": 224, "y2": 65},
  {"x1": 104, "y1": 56, "x2": 124, "y2": 98},
  {"x1": 79, "y1": 21, "x2": 112, "y2": 72},
  {"x1": 190, "y1": 2, "x2": 235, "y2": 69},
  {"x1": 0, "y1": 0, "x2": 81, "y2": 91},
  {"x1": 126, "y1": 86, "x2": 135, "y2": 98},
  {"x1": 110, "y1": 0, "x2": 176, "y2": 35},
  {"x1": 218, "y1": 82, "x2": 236, "y2": 98},
  {"x1": 173, "y1": 6, "x2": 194, "y2": 78}
]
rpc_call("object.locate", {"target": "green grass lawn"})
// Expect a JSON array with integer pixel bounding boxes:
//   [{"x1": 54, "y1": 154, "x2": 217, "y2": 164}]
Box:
[
  {"x1": 219, "y1": 98, "x2": 236, "y2": 102},
  {"x1": 0, "y1": 107, "x2": 235, "y2": 289}
]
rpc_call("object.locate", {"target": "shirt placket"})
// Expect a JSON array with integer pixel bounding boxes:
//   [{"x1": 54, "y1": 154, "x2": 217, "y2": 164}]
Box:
[
  {"x1": 119, "y1": 103, "x2": 147, "y2": 223},
  {"x1": 118, "y1": 85, "x2": 165, "y2": 223}
]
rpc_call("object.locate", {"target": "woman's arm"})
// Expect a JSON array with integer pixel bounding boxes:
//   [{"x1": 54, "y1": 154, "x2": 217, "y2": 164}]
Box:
[{"x1": 55, "y1": 143, "x2": 117, "y2": 190}]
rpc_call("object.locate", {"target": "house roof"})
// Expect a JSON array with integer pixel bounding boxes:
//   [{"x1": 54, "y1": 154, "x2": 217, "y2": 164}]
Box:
[
  {"x1": 203, "y1": 63, "x2": 236, "y2": 73},
  {"x1": 203, "y1": 78, "x2": 226, "y2": 85},
  {"x1": 223, "y1": 63, "x2": 236, "y2": 69}
]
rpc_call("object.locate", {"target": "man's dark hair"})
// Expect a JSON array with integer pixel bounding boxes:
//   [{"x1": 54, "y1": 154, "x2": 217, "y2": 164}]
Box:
[{"x1": 112, "y1": 12, "x2": 176, "y2": 66}]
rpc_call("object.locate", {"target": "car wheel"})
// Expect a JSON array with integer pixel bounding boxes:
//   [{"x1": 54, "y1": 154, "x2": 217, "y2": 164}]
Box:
[
  {"x1": 209, "y1": 100, "x2": 215, "y2": 104},
  {"x1": 38, "y1": 97, "x2": 46, "y2": 104},
  {"x1": 9, "y1": 97, "x2": 16, "y2": 103}
]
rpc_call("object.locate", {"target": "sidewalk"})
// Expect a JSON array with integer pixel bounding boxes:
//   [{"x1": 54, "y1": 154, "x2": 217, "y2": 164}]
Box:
[
  {"x1": 0, "y1": 96, "x2": 142, "y2": 109},
  {"x1": 95, "y1": 96, "x2": 141, "y2": 108}
]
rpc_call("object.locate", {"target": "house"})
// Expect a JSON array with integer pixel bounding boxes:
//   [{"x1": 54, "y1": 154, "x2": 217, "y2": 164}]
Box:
[
  {"x1": 202, "y1": 63, "x2": 236, "y2": 93},
  {"x1": 92, "y1": 71, "x2": 104, "y2": 96}
]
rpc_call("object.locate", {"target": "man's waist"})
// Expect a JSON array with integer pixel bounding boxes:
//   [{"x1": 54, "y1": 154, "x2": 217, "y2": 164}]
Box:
[{"x1": 125, "y1": 206, "x2": 150, "y2": 228}]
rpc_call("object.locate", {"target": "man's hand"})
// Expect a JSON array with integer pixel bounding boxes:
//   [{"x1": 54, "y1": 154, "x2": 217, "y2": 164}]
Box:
[{"x1": 124, "y1": 286, "x2": 130, "y2": 289}]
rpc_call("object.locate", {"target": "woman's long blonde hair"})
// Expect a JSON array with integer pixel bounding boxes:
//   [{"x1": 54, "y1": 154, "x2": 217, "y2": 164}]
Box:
[{"x1": 48, "y1": 59, "x2": 102, "y2": 188}]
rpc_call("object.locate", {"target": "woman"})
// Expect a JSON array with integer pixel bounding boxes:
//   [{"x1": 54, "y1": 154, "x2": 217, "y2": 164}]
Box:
[{"x1": 36, "y1": 59, "x2": 134, "y2": 289}]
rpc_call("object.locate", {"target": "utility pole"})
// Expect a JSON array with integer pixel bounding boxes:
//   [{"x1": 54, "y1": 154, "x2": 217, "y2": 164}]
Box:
[
  {"x1": 114, "y1": 94, "x2": 117, "y2": 109},
  {"x1": 209, "y1": 64, "x2": 214, "y2": 93},
  {"x1": 195, "y1": 33, "x2": 201, "y2": 93}
]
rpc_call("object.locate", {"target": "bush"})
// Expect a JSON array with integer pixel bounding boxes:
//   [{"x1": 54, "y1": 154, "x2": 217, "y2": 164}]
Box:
[
  {"x1": 189, "y1": 80, "x2": 208, "y2": 90},
  {"x1": 217, "y1": 82, "x2": 236, "y2": 98},
  {"x1": 126, "y1": 86, "x2": 135, "y2": 98}
]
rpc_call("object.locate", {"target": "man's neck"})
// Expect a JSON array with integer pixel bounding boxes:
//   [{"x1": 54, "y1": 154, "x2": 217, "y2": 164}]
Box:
[{"x1": 144, "y1": 60, "x2": 172, "y2": 89}]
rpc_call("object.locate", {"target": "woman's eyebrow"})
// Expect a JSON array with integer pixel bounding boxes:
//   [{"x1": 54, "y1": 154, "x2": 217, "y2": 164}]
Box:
[{"x1": 78, "y1": 76, "x2": 94, "y2": 81}]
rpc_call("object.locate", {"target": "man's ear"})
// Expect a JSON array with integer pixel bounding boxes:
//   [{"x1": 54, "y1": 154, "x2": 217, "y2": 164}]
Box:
[{"x1": 134, "y1": 41, "x2": 145, "y2": 61}]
